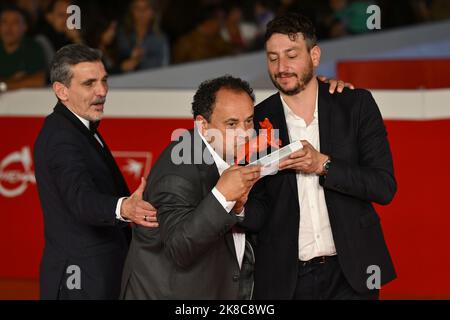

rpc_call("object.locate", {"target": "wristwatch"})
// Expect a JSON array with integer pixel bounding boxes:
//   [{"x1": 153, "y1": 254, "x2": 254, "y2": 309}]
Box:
[{"x1": 321, "y1": 157, "x2": 332, "y2": 176}]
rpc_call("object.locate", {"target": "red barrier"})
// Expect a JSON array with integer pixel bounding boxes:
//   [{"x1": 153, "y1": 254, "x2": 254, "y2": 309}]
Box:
[
  {"x1": 337, "y1": 59, "x2": 450, "y2": 89},
  {"x1": 1, "y1": 116, "x2": 450, "y2": 299},
  {"x1": 0, "y1": 117, "x2": 192, "y2": 279}
]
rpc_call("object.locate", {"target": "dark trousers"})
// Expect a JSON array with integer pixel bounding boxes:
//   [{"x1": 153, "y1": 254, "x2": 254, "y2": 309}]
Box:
[{"x1": 294, "y1": 256, "x2": 379, "y2": 300}]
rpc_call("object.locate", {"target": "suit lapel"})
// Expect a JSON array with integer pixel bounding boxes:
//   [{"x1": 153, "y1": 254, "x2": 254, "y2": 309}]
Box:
[
  {"x1": 317, "y1": 81, "x2": 333, "y2": 157},
  {"x1": 53, "y1": 103, "x2": 130, "y2": 195},
  {"x1": 54, "y1": 102, "x2": 104, "y2": 154},
  {"x1": 266, "y1": 93, "x2": 298, "y2": 194},
  {"x1": 225, "y1": 232, "x2": 238, "y2": 268},
  {"x1": 192, "y1": 129, "x2": 239, "y2": 265},
  {"x1": 193, "y1": 129, "x2": 220, "y2": 195},
  {"x1": 261, "y1": 93, "x2": 291, "y2": 148},
  {"x1": 96, "y1": 131, "x2": 130, "y2": 195}
]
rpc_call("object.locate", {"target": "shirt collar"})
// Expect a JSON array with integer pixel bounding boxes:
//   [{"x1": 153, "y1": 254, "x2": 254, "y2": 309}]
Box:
[
  {"x1": 196, "y1": 126, "x2": 230, "y2": 175},
  {"x1": 280, "y1": 86, "x2": 319, "y2": 121},
  {"x1": 67, "y1": 107, "x2": 90, "y2": 130}
]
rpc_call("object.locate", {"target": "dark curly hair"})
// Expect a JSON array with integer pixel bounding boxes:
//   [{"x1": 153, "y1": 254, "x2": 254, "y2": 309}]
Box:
[
  {"x1": 265, "y1": 12, "x2": 317, "y2": 51},
  {"x1": 192, "y1": 75, "x2": 255, "y2": 122}
]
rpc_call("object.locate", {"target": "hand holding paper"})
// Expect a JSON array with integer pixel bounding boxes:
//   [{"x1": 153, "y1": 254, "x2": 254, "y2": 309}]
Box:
[
  {"x1": 247, "y1": 140, "x2": 303, "y2": 176},
  {"x1": 279, "y1": 140, "x2": 329, "y2": 175},
  {"x1": 216, "y1": 165, "x2": 261, "y2": 202}
]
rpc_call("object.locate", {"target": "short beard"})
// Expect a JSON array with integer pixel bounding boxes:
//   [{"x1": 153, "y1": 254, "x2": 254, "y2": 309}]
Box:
[
  {"x1": 90, "y1": 113, "x2": 103, "y2": 121},
  {"x1": 270, "y1": 60, "x2": 314, "y2": 96}
]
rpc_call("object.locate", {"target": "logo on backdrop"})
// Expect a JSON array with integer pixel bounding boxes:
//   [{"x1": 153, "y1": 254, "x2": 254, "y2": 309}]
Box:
[
  {"x1": 111, "y1": 151, "x2": 153, "y2": 183},
  {"x1": 0, "y1": 146, "x2": 36, "y2": 198},
  {"x1": 0, "y1": 147, "x2": 152, "y2": 198}
]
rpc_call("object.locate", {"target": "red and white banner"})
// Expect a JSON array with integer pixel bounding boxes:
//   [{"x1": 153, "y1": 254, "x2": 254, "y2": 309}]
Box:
[{"x1": 1, "y1": 88, "x2": 450, "y2": 299}]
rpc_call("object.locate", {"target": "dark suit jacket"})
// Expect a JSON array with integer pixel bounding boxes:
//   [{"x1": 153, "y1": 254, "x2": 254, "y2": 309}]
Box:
[
  {"x1": 34, "y1": 102, "x2": 130, "y2": 299},
  {"x1": 121, "y1": 129, "x2": 253, "y2": 299},
  {"x1": 242, "y1": 80, "x2": 397, "y2": 299}
]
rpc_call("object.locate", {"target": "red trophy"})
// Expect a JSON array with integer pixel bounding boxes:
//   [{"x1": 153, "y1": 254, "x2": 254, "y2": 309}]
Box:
[{"x1": 235, "y1": 118, "x2": 281, "y2": 164}]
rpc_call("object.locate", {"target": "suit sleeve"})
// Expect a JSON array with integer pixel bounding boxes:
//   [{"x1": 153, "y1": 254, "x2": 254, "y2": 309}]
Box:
[
  {"x1": 148, "y1": 174, "x2": 238, "y2": 269},
  {"x1": 320, "y1": 91, "x2": 397, "y2": 205},
  {"x1": 46, "y1": 130, "x2": 120, "y2": 226}
]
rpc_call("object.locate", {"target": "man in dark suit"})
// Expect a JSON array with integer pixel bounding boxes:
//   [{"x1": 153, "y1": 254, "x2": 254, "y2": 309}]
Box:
[
  {"x1": 241, "y1": 13, "x2": 397, "y2": 299},
  {"x1": 34, "y1": 44, "x2": 158, "y2": 300},
  {"x1": 121, "y1": 76, "x2": 261, "y2": 299}
]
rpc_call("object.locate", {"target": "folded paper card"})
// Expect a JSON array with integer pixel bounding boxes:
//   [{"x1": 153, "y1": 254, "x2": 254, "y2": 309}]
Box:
[{"x1": 247, "y1": 140, "x2": 303, "y2": 176}]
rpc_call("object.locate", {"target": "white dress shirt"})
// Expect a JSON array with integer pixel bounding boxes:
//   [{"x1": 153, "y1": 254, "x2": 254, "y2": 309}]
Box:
[
  {"x1": 69, "y1": 109, "x2": 127, "y2": 222},
  {"x1": 280, "y1": 91, "x2": 337, "y2": 261},
  {"x1": 198, "y1": 128, "x2": 246, "y2": 269}
]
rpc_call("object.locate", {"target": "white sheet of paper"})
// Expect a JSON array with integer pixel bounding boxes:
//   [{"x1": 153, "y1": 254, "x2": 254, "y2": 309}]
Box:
[{"x1": 247, "y1": 140, "x2": 303, "y2": 176}]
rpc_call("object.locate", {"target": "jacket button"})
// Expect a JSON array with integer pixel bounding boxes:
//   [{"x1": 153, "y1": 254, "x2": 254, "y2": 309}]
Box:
[{"x1": 233, "y1": 275, "x2": 239, "y2": 282}]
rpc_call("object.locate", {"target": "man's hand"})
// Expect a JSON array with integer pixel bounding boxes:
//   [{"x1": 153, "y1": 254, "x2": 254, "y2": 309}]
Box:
[
  {"x1": 233, "y1": 191, "x2": 249, "y2": 214},
  {"x1": 317, "y1": 75, "x2": 355, "y2": 93},
  {"x1": 120, "y1": 177, "x2": 158, "y2": 227},
  {"x1": 216, "y1": 165, "x2": 261, "y2": 203},
  {"x1": 279, "y1": 140, "x2": 329, "y2": 175}
]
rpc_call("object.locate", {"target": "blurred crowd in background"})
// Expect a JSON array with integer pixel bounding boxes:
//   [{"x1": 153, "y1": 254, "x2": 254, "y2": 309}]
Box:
[{"x1": 1, "y1": 0, "x2": 450, "y2": 91}]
